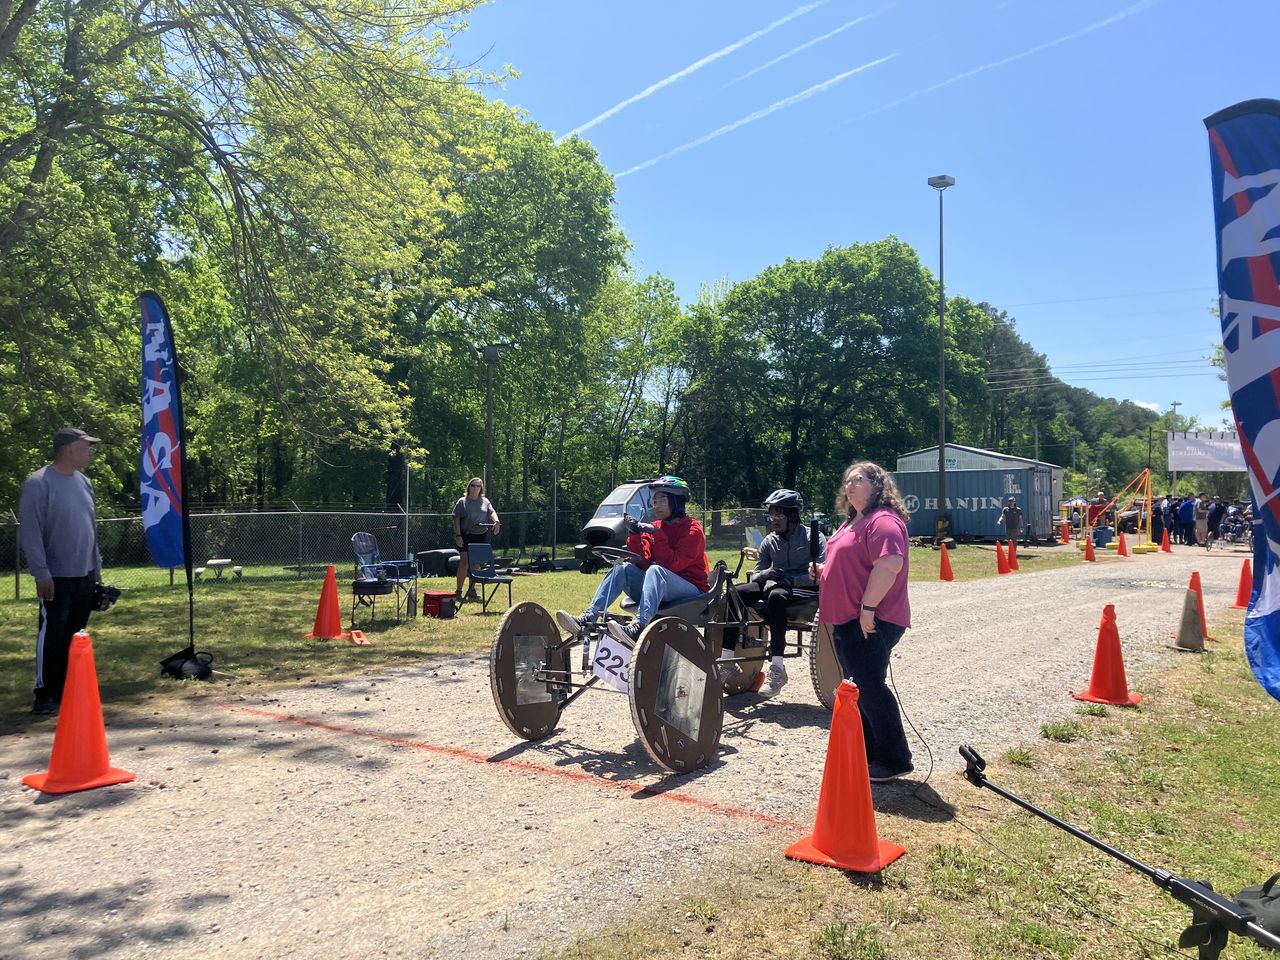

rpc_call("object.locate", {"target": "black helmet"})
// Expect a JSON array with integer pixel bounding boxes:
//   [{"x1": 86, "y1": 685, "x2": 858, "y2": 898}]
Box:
[
  {"x1": 763, "y1": 488, "x2": 803, "y2": 510},
  {"x1": 649, "y1": 475, "x2": 691, "y2": 499}
]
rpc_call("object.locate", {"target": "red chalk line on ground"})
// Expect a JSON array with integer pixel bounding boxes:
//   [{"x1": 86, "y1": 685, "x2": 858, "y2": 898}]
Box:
[{"x1": 227, "y1": 704, "x2": 807, "y2": 832}]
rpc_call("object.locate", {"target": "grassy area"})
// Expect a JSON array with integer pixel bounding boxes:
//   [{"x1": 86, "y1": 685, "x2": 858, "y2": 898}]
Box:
[
  {"x1": 0, "y1": 541, "x2": 1104, "y2": 731},
  {"x1": 541, "y1": 618, "x2": 1280, "y2": 960}
]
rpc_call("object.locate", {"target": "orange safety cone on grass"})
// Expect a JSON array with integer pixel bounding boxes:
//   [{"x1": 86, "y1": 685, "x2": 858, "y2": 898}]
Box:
[
  {"x1": 23, "y1": 632, "x2": 136, "y2": 794},
  {"x1": 1073, "y1": 605, "x2": 1143, "y2": 706},
  {"x1": 1116, "y1": 531, "x2": 1129, "y2": 557},
  {"x1": 1060, "y1": 521, "x2": 1070, "y2": 544},
  {"x1": 305, "y1": 564, "x2": 350, "y2": 640},
  {"x1": 784, "y1": 681, "x2": 906, "y2": 873},
  {"x1": 1160, "y1": 529, "x2": 1172, "y2": 553},
  {"x1": 1230, "y1": 559, "x2": 1253, "y2": 610},
  {"x1": 1083, "y1": 537, "x2": 1096, "y2": 563},
  {"x1": 995, "y1": 540, "x2": 1010, "y2": 575},
  {"x1": 939, "y1": 543, "x2": 955, "y2": 582},
  {"x1": 1008, "y1": 540, "x2": 1020, "y2": 571}
]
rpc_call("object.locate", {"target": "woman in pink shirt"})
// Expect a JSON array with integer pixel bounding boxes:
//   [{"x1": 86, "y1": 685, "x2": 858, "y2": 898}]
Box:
[{"x1": 810, "y1": 460, "x2": 913, "y2": 782}]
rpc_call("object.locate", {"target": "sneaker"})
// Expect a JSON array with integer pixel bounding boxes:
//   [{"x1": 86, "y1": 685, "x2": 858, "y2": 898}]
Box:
[
  {"x1": 605, "y1": 619, "x2": 644, "y2": 646},
  {"x1": 716, "y1": 658, "x2": 742, "y2": 686},
  {"x1": 31, "y1": 697, "x2": 58, "y2": 716},
  {"x1": 556, "y1": 610, "x2": 594, "y2": 635},
  {"x1": 867, "y1": 761, "x2": 914, "y2": 783},
  {"x1": 756, "y1": 664, "x2": 789, "y2": 699}
]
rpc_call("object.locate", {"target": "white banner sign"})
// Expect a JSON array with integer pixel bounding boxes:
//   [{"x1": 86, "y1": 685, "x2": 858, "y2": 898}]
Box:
[{"x1": 1167, "y1": 431, "x2": 1247, "y2": 471}]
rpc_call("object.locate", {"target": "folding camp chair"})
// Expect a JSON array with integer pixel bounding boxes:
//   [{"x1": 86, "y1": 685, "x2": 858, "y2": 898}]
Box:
[
  {"x1": 351, "y1": 532, "x2": 418, "y2": 626},
  {"x1": 465, "y1": 542, "x2": 513, "y2": 614}
]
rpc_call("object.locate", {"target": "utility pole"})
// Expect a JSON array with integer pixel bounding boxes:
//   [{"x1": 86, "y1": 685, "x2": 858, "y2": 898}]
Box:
[
  {"x1": 928, "y1": 174, "x2": 956, "y2": 541},
  {"x1": 1169, "y1": 401, "x2": 1181, "y2": 493},
  {"x1": 470, "y1": 344, "x2": 503, "y2": 495}
]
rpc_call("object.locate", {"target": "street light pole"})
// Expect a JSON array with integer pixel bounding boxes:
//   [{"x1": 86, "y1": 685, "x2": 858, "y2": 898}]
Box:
[
  {"x1": 928, "y1": 174, "x2": 956, "y2": 541},
  {"x1": 472, "y1": 344, "x2": 502, "y2": 495}
]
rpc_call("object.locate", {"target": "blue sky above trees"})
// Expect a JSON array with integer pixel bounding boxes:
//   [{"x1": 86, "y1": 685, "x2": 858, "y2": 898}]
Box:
[{"x1": 453, "y1": 0, "x2": 1280, "y2": 427}]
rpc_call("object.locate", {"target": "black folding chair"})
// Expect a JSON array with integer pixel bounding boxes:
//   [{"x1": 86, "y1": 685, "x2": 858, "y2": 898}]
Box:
[{"x1": 465, "y1": 542, "x2": 513, "y2": 614}]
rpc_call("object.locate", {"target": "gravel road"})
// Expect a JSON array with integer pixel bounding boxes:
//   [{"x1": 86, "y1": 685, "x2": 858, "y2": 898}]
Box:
[{"x1": 0, "y1": 547, "x2": 1245, "y2": 960}]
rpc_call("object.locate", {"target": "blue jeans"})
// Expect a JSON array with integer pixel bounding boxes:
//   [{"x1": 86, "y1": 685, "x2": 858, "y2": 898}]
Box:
[
  {"x1": 586, "y1": 563, "x2": 701, "y2": 627},
  {"x1": 831, "y1": 618, "x2": 912, "y2": 771}
]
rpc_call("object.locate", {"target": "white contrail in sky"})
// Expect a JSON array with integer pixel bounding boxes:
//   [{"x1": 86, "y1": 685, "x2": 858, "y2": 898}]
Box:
[
  {"x1": 559, "y1": 1, "x2": 829, "y2": 141},
  {"x1": 616, "y1": 54, "x2": 896, "y2": 178},
  {"x1": 727, "y1": 5, "x2": 890, "y2": 86},
  {"x1": 857, "y1": 0, "x2": 1159, "y2": 120}
]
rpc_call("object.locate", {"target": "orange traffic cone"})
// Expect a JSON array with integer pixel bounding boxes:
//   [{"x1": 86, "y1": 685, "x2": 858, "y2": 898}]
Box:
[
  {"x1": 1083, "y1": 537, "x2": 1096, "y2": 563},
  {"x1": 785, "y1": 681, "x2": 906, "y2": 873},
  {"x1": 939, "y1": 543, "x2": 954, "y2": 582},
  {"x1": 1160, "y1": 529, "x2": 1171, "y2": 553},
  {"x1": 23, "y1": 632, "x2": 136, "y2": 794},
  {"x1": 1230, "y1": 559, "x2": 1253, "y2": 610},
  {"x1": 1116, "y1": 531, "x2": 1129, "y2": 557},
  {"x1": 1073, "y1": 605, "x2": 1142, "y2": 706},
  {"x1": 305, "y1": 564, "x2": 350, "y2": 640},
  {"x1": 995, "y1": 540, "x2": 1010, "y2": 575},
  {"x1": 1008, "y1": 539, "x2": 1020, "y2": 571},
  {"x1": 1060, "y1": 521, "x2": 1070, "y2": 544},
  {"x1": 1189, "y1": 572, "x2": 1214, "y2": 641}
]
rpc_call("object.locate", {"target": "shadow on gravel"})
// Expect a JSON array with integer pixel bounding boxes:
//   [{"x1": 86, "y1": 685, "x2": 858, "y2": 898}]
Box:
[
  {"x1": 723, "y1": 697, "x2": 831, "y2": 730},
  {"x1": 484, "y1": 732, "x2": 744, "y2": 787},
  {"x1": 6, "y1": 706, "x2": 391, "y2": 816},
  {"x1": 0, "y1": 864, "x2": 229, "y2": 960}
]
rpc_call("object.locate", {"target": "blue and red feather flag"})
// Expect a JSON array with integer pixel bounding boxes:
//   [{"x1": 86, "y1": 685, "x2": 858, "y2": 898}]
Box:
[
  {"x1": 1205, "y1": 99, "x2": 1280, "y2": 702},
  {"x1": 139, "y1": 291, "x2": 195, "y2": 649}
]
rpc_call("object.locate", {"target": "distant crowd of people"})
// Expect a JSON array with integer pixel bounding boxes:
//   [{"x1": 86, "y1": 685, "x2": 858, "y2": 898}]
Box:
[
  {"x1": 1069, "y1": 491, "x2": 1251, "y2": 547},
  {"x1": 1151, "y1": 492, "x2": 1250, "y2": 546}
]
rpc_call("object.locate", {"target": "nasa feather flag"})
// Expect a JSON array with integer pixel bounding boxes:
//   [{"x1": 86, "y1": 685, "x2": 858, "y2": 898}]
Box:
[
  {"x1": 1205, "y1": 99, "x2": 1280, "y2": 701},
  {"x1": 139, "y1": 291, "x2": 196, "y2": 651}
]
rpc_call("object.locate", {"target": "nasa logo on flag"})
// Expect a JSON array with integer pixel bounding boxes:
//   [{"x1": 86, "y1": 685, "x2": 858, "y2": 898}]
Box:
[{"x1": 139, "y1": 292, "x2": 186, "y2": 570}]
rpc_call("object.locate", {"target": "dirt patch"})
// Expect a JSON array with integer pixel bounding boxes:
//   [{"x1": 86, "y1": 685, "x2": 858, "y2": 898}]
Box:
[{"x1": 0, "y1": 550, "x2": 1241, "y2": 959}]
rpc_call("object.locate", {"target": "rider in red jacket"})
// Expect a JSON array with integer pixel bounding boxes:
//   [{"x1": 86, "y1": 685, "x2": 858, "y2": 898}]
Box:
[{"x1": 558, "y1": 476, "x2": 707, "y2": 643}]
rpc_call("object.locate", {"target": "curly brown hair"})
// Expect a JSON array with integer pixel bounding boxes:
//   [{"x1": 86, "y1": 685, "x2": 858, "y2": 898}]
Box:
[{"x1": 835, "y1": 461, "x2": 911, "y2": 523}]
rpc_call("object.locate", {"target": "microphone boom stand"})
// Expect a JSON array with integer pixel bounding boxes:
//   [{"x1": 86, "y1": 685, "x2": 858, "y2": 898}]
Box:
[{"x1": 960, "y1": 745, "x2": 1280, "y2": 959}]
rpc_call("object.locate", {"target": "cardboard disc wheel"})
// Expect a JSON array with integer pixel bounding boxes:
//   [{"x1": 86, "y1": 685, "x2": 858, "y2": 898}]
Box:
[
  {"x1": 808, "y1": 619, "x2": 842, "y2": 711},
  {"x1": 490, "y1": 602, "x2": 570, "y2": 741},
  {"x1": 628, "y1": 617, "x2": 723, "y2": 773}
]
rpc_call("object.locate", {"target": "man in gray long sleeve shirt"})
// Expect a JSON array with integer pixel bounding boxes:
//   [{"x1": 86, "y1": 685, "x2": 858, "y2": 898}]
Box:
[{"x1": 19, "y1": 427, "x2": 104, "y2": 715}]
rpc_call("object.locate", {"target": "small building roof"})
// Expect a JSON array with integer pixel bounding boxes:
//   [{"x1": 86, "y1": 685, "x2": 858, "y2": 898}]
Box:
[{"x1": 898, "y1": 442, "x2": 1063, "y2": 471}]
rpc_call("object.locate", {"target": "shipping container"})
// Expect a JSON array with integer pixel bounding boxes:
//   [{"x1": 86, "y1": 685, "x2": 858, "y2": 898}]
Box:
[{"x1": 892, "y1": 467, "x2": 1058, "y2": 541}]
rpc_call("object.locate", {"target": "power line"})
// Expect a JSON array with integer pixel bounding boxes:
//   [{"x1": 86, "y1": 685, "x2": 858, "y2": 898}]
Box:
[{"x1": 986, "y1": 371, "x2": 1222, "y2": 392}]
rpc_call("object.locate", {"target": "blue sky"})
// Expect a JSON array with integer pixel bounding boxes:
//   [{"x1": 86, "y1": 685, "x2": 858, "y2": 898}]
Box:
[{"x1": 451, "y1": 0, "x2": 1280, "y2": 428}]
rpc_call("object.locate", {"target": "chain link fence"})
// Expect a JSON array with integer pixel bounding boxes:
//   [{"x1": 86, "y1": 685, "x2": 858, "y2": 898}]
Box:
[{"x1": 0, "y1": 505, "x2": 767, "y2": 598}]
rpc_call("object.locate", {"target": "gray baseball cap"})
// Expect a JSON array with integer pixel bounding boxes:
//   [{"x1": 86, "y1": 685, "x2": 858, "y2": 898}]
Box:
[{"x1": 53, "y1": 427, "x2": 101, "y2": 451}]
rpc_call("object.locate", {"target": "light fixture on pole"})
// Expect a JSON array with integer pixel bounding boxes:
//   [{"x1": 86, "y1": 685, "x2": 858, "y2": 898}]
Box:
[{"x1": 928, "y1": 174, "x2": 955, "y2": 541}]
